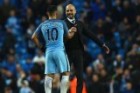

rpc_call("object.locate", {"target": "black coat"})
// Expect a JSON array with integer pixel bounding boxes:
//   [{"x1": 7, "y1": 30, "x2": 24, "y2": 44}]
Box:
[{"x1": 64, "y1": 18, "x2": 104, "y2": 52}]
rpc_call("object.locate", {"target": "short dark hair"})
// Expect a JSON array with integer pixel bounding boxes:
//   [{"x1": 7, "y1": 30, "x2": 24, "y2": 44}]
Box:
[{"x1": 47, "y1": 5, "x2": 57, "y2": 15}]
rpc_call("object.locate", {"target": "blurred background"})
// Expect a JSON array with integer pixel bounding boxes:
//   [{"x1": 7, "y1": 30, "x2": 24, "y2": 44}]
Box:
[{"x1": 0, "y1": 0, "x2": 140, "y2": 93}]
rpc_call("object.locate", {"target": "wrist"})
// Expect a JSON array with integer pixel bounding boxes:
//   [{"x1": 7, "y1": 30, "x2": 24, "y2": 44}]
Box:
[{"x1": 69, "y1": 29, "x2": 72, "y2": 33}]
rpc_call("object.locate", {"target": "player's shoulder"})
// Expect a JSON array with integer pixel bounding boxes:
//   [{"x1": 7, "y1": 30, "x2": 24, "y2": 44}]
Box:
[
  {"x1": 39, "y1": 19, "x2": 66, "y2": 28},
  {"x1": 54, "y1": 19, "x2": 66, "y2": 25},
  {"x1": 39, "y1": 20, "x2": 54, "y2": 26},
  {"x1": 44, "y1": 19, "x2": 65, "y2": 23},
  {"x1": 41, "y1": 20, "x2": 50, "y2": 24},
  {"x1": 55, "y1": 19, "x2": 65, "y2": 23}
]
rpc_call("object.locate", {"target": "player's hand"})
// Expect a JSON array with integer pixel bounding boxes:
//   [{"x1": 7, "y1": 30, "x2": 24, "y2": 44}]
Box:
[
  {"x1": 102, "y1": 44, "x2": 110, "y2": 54},
  {"x1": 70, "y1": 27, "x2": 77, "y2": 33}
]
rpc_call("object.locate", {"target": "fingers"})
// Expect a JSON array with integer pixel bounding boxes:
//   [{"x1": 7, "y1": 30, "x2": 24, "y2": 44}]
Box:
[
  {"x1": 70, "y1": 27, "x2": 77, "y2": 32},
  {"x1": 103, "y1": 44, "x2": 110, "y2": 54},
  {"x1": 106, "y1": 50, "x2": 109, "y2": 54},
  {"x1": 106, "y1": 47, "x2": 110, "y2": 54}
]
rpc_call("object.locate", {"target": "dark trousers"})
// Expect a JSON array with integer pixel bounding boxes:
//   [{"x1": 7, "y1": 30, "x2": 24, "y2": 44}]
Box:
[{"x1": 67, "y1": 49, "x2": 84, "y2": 93}]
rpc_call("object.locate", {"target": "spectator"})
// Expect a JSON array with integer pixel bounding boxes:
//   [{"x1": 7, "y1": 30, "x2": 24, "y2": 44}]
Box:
[
  {"x1": 0, "y1": 0, "x2": 15, "y2": 25},
  {"x1": 132, "y1": 15, "x2": 140, "y2": 38},
  {"x1": 108, "y1": 78, "x2": 120, "y2": 93},
  {"x1": 92, "y1": 54, "x2": 105, "y2": 72},
  {"x1": 4, "y1": 87, "x2": 13, "y2": 93},
  {"x1": 21, "y1": 57, "x2": 34, "y2": 75},
  {"x1": 29, "y1": 72, "x2": 44, "y2": 93},
  {"x1": 118, "y1": 17, "x2": 132, "y2": 40},
  {"x1": 113, "y1": 66, "x2": 123, "y2": 84},
  {"x1": 5, "y1": 9, "x2": 20, "y2": 36},
  {"x1": 32, "y1": 49, "x2": 45, "y2": 64},
  {"x1": 121, "y1": 82, "x2": 134, "y2": 93},
  {"x1": 29, "y1": 0, "x2": 47, "y2": 17},
  {"x1": 104, "y1": 15, "x2": 114, "y2": 42},
  {"x1": 41, "y1": 15, "x2": 47, "y2": 22},
  {"x1": 0, "y1": 72, "x2": 6, "y2": 93},
  {"x1": 113, "y1": 54, "x2": 126, "y2": 70},
  {"x1": 2, "y1": 27, "x2": 16, "y2": 56},
  {"x1": 57, "y1": 4, "x2": 64, "y2": 19},
  {"x1": 1, "y1": 54, "x2": 17, "y2": 78},
  {"x1": 111, "y1": 0, "x2": 123, "y2": 23},
  {"x1": 87, "y1": 74, "x2": 102, "y2": 93},
  {"x1": 126, "y1": 44, "x2": 140, "y2": 70},
  {"x1": 84, "y1": 66, "x2": 93, "y2": 87},
  {"x1": 91, "y1": 0, "x2": 106, "y2": 21},
  {"x1": 135, "y1": 0, "x2": 140, "y2": 15},
  {"x1": 98, "y1": 69, "x2": 109, "y2": 93},
  {"x1": 20, "y1": 80, "x2": 34, "y2": 93},
  {"x1": 120, "y1": 68, "x2": 132, "y2": 92},
  {"x1": 22, "y1": 7, "x2": 35, "y2": 30},
  {"x1": 25, "y1": 23, "x2": 36, "y2": 55},
  {"x1": 122, "y1": 0, "x2": 135, "y2": 23}
]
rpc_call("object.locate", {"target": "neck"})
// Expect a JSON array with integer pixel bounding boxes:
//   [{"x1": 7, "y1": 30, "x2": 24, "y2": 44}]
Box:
[{"x1": 49, "y1": 16, "x2": 56, "y2": 19}]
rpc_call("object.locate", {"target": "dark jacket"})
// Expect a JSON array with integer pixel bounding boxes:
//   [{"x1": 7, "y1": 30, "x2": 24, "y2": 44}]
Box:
[{"x1": 64, "y1": 18, "x2": 104, "y2": 52}]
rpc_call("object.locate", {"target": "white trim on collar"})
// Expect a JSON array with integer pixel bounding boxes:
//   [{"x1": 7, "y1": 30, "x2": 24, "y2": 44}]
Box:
[{"x1": 67, "y1": 17, "x2": 75, "y2": 23}]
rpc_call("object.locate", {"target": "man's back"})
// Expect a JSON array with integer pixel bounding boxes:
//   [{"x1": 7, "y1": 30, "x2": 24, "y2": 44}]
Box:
[
  {"x1": 31, "y1": 5, "x2": 77, "y2": 93},
  {"x1": 35, "y1": 19, "x2": 68, "y2": 53}
]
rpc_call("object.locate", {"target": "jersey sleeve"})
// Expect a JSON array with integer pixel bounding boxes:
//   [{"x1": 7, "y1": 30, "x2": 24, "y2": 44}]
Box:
[
  {"x1": 62, "y1": 21, "x2": 69, "y2": 36},
  {"x1": 34, "y1": 24, "x2": 42, "y2": 36}
]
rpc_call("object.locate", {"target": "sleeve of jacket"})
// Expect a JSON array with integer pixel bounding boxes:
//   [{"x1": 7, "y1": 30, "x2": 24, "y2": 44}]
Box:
[{"x1": 81, "y1": 21, "x2": 104, "y2": 47}]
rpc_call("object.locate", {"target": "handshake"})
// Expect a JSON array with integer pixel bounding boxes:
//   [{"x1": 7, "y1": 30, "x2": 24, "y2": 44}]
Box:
[
  {"x1": 69, "y1": 24, "x2": 77, "y2": 33},
  {"x1": 67, "y1": 26, "x2": 77, "y2": 39}
]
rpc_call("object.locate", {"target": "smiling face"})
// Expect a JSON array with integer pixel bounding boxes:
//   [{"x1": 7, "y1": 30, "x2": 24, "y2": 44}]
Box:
[{"x1": 66, "y1": 4, "x2": 76, "y2": 19}]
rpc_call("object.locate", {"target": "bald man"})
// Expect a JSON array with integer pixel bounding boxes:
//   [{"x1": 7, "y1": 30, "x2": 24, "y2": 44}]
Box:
[{"x1": 64, "y1": 4, "x2": 110, "y2": 93}]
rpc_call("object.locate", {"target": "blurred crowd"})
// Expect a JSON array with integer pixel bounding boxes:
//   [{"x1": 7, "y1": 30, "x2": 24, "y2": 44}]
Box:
[{"x1": 0, "y1": 0, "x2": 140, "y2": 93}]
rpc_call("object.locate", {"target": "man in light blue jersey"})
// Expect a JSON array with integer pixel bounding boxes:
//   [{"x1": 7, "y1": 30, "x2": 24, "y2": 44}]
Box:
[{"x1": 31, "y1": 5, "x2": 77, "y2": 93}]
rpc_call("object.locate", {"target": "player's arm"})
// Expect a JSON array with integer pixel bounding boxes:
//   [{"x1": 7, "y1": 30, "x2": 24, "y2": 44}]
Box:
[
  {"x1": 81, "y1": 22, "x2": 110, "y2": 54},
  {"x1": 31, "y1": 24, "x2": 45, "y2": 51},
  {"x1": 31, "y1": 32, "x2": 43, "y2": 48}
]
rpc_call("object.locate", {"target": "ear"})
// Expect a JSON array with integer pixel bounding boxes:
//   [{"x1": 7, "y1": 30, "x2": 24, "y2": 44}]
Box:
[{"x1": 74, "y1": 10, "x2": 76, "y2": 15}]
